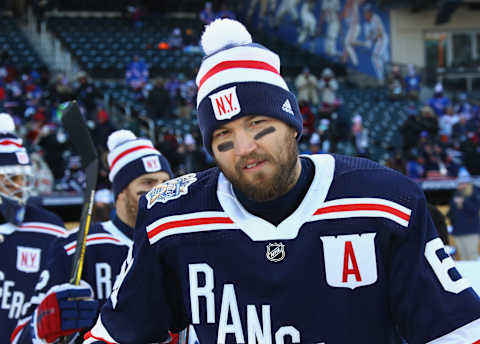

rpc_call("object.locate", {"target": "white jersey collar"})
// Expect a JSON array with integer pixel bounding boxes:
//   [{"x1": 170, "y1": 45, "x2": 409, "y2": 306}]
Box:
[
  {"x1": 216, "y1": 154, "x2": 335, "y2": 241},
  {"x1": 0, "y1": 222, "x2": 16, "y2": 235},
  {"x1": 101, "y1": 220, "x2": 133, "y2": 247}
]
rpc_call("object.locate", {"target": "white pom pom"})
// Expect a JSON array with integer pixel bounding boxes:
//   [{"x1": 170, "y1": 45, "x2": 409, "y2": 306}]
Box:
[
  {"x1": 201, "y1": 19, "x2": 252, "y2": 55},
  {"x1": 0, "y1": 113, "x2": 15, "y2": 134},
  {"x1": 107, "y1": 130, "x2": 136, "y2": 151}
]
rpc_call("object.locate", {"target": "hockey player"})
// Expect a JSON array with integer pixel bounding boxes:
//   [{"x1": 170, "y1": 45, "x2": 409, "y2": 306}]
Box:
[
  {"x1": 0, "y1": 113, "x2": 67, "y2": 344},
  {"x1": 85, "y1": 19, "x2": 480, "y2": 343},
  {"x1": 11, "y1": 130, "x2": 174, "y2": 343},
  {"x1": 363, "y1": 4, "x2": 389, "y2": 82}
]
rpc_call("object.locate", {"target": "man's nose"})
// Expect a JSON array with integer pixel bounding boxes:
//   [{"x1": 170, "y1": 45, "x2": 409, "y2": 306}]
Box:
[{"x1": 233, "y1": 131, "x2": 257, "y2": 156}]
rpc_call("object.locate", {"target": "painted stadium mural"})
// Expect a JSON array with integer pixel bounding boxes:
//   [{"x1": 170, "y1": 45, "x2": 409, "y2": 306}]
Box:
[{"x1": 244, "y1": 0, "x2": 391, "y2": 82}]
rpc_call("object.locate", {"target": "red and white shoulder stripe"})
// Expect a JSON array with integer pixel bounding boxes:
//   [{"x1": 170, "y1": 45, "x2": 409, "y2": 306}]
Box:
[
  {"x1": 64, "y1": 233, "x2": 124, "y2": 255},
  {"x1": 147, "y1": 211, "x2": 237, "y2": 245},
  {"x1": 310, "y1": 198, "x2": 412, "y2": 227},
  {"x1": 426, "y1": 317, "x2": 480, "y2": 343},
  {"x1": 18, "y1": 222, "x2": 67, "y2": 237}
]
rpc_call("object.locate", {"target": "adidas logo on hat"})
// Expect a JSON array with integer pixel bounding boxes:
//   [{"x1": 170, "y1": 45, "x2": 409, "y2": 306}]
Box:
[{"x1": 282, "y1": 99, "x2": 294, "y2": 115}]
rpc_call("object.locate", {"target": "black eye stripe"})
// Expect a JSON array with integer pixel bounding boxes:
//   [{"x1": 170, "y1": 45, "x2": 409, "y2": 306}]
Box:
[
  {"x1": 254, "y1": 126, "x2": 275, "y2": 140},
  {"x1": 217, "y1": 141, "x2": 234, "y2": 152}
]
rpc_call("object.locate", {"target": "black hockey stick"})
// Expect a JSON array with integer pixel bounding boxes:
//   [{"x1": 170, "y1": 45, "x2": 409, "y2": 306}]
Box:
[{"x1": 61, "y1": 101, "x2": 99, "y2": 285}]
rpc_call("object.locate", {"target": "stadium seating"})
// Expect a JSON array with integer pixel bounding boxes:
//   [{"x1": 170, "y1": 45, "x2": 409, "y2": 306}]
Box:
[
  {"x1": 0, "y1": 16, "x2": 46, "y2": 71},
  {"x1": 47, "y1": 17, "x2": 203, "y2": 78}
]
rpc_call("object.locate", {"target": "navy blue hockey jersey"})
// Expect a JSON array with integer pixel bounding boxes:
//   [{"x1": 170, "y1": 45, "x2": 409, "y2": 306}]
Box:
[
  {"x1": 0, "y1": 204, "x2": 66, "y2": 344},
  {"x1": 86, "y1": 154, "x2": 480, "y2": 344},
  {"x1": 11, "y1": 215, "x2": 132, "y2": 343}
]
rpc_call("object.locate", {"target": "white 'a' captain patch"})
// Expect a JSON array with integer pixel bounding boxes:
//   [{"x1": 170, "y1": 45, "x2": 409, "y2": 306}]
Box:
[
  {"x1": 320, "y1": 233, "x2": 377, "y2": 289},
  {"x1": 16, "y1": 246, "x2": 41, "y2": 273},
  {"x1": 142, "y1": 155, "x2": 161, "y2": 172},
  {"x1": 209, "y1": 86, "x2": 241, "y2": 120},
  {"x1": 146, "y1": 173, "x2": 197, "y2": 209}
]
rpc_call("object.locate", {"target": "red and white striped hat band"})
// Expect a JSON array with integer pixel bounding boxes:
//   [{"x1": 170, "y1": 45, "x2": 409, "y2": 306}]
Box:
[
  {"x1": 107, "y1": 138, "x2": 160, "y2": 182},
  {"x1": 0, "y1": 137, "x2": 24, "y2": 153},
  {"x1": 195, "y1": 44, "x2": 289, "y2": 107}
]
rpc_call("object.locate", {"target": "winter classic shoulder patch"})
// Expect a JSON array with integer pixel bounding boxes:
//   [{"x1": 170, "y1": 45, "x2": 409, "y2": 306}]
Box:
[{"x1": 146, "y1": 173, "x2": 197, "y2": 209}]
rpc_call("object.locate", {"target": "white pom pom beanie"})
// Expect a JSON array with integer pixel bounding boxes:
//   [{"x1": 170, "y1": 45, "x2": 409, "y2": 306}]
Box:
[
  {"x1": 0, "y1": 113, "x2": 31, "y2": 169},
  {"x1": 107, "y1": 130, "x2": 173, "y2": 198},
  {"x1": 196, "y1": 19, "x2": 302, "y2": 154}
]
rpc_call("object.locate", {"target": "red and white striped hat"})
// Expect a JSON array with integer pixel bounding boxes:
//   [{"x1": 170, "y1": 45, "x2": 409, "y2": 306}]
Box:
[
  {"x1": 195, "y1": 19, "x2": 303, "y2": 154},
  {"x1": 107, "y1": 130, "x2": 172, "y2": 198}
]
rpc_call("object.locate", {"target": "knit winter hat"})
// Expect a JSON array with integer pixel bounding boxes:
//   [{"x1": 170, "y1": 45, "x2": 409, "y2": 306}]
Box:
[
  {"x1": 107, "y1": 130, "x2": 173, "y2": 198},
  {"x1": 0, "y1": 113, "x2": 31, "y2": 169},
  {"x1": 0, "y1": 113, "x2": 32, "y2": 204},
  {"x1": 195, "y1": 19, "x2": 303, "y2": 154}
]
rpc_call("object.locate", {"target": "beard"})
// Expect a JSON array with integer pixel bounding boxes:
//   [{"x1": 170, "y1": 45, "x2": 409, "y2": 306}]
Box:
[
  {"x1": 125, "y1": 190, "x2": 140, "y2": 226},
  {"x1": 217, "y1": 131, "x2": 299, "y2": 202}
]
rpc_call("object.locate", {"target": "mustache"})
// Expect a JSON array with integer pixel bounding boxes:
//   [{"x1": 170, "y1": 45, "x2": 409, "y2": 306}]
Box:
[{"x1": 236, "y1": 153, "x2": 271, "y2": 168}]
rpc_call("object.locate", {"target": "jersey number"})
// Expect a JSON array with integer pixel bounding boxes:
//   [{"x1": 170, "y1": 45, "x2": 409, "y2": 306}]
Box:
[{"x1": 424, "y1": 238, "x2": 470, "y2": 294}]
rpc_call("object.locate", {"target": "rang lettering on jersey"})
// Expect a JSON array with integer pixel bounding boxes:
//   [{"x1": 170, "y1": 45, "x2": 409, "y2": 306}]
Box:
[{"x1": 146, "y1": 173, "x2": 197, "y2": 209}]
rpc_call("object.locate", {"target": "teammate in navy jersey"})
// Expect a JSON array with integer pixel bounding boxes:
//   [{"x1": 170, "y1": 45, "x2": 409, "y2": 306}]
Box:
[
  {"x1": 0, "y1": 113, "x2": 67, "y2": 344},
  {"x1": 11, "y1": 130, "x2": 175, "y2": 344},
  {"x1": 85, "y1": 19, "x2": 480, "y2": 344}
]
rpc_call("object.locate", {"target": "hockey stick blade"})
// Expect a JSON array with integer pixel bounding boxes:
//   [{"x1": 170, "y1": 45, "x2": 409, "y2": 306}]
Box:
[{"x1": 61, "y1": 101, "x2": 99, "y2": 285}]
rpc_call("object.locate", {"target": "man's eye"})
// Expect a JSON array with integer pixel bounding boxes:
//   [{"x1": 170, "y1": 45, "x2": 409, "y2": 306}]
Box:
[
  {"x1": 250, "y1": 119, "x2": 266, "y2": 127},
  {"x1": 214, "y1": 130, "x2": 229, "y2": 138}
]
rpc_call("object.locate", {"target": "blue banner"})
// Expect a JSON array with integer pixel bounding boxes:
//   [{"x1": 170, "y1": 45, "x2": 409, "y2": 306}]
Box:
[{"x1": 243, "y1": 0, "x2": 391, "y2": 81}]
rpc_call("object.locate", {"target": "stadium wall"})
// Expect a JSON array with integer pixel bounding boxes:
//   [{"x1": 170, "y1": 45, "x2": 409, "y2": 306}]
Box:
[{"x1": 390, "y1": 7, "x2": 480, "y2": 67}]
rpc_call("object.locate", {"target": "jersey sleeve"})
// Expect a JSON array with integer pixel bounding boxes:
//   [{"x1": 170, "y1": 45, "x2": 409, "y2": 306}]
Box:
[
  {"x1": 389, "y1": 187, "x2": 480, "y2": 343},
  {"x1": 87, "y1": 197, "x2": 186, "y2": 343},
  {"x1": 11, "y1": 235, "x2": 72, "y2": 343}
]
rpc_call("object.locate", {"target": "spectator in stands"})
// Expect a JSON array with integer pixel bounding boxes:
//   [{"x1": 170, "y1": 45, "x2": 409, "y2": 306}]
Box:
[
  {"x1": 168, "y1": 28, "x2": 184, "y2": 50},
  {"x1": 302, "y1": 132, "x2": 322, "y2": 155},
  {"x1": 385, "y1": 150, "x2": 406, "y2": 175},
  {"x1": 455, "y1": 93, "x2": 473, "y2": 118},
  {"x1": 36, "y1": 123, "x2": 65, "y2": 182},
  {"x1": 387, "y1": 65, "x2": 404, "y2": 100},
  {"x1": 200, "y1": 2, "x2": 216, "y2": 25},
  {"x1": 57, "y1": 155, "x2": 86, "y2": 192},
  {"x1": 147, "y1": 79, "x2": 172, "y2": 119},
  {"x1": 427, "y1": 203, "x2": 455, "y2": 257},
  {"x1": 74, "y1": 71, "x2": 99, "y2": 120},
  {"x1": 428, "y1": 83, "x2": 450, "y2": 116},
  {"x1": 177, "y1": 75, "x2": 196, "y2": 120},
  {"x1": 451, "y1": 113, "x2": 472, "y2": 143},
  {"x1": 405, "y1": 64, "x2": 421, "y2": 100},
  {"x1": 216, "y1": 3, "x2": 237, "y2": 19},
  {"x1": 52, "y1": 73, "x2": 74, "y2": 103},
  {"x1": 351, "y1": 114, "x2": 369, "y2": 157},
  {"x1": 447, "y1": 169, "x2": 480, "y2": 260},
  {"x1": 406, "y1": 152, "x2": 425, "y2": 179},
  {"x1": 299, "y1": 101, "x2": 315, "y2": 142},
  {"x1": 126, "y1": 55, "x2": 149, "y2": 91},
  {"x1": 92, "y1": 108, "x2": 116, "y2": 151},
  {"x1": 176, "y1": 133, "x2": 212, "y2": 175},
  {"x1": 418, "y1": 105, "x2": 439, "y2": 138},
  {"x1": 295, "y1": 67, "x2": 319, "y2": 106},
  {"x1": 93, "y1": 188, "x2": 114, "y2": 223},
  {"x1": 439, "y1": 105, "x2": 459, "y2": 142},
  {"x1": 317, "y1": 67, "x2": 339, "y2": 117},
  {"x1": 30, "y1": 150, "x2": 54, "y2": 195}
]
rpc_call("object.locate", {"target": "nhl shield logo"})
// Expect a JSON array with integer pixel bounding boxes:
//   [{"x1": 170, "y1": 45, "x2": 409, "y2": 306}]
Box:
[
  {"x1": 146, "y1": 173, "x2": 197, "y2": 209},
  {"x1": 266, "y1": 242, "x2": 285, "y2": 262}
]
